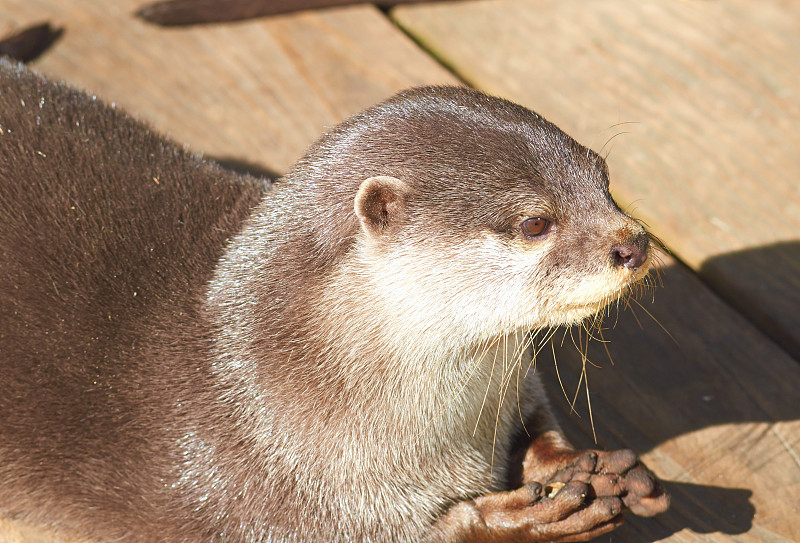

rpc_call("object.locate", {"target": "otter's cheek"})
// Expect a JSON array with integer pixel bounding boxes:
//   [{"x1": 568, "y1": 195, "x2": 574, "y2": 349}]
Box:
[{"x1": 521, "y1": 261, "x2": 651, "y2": 328}]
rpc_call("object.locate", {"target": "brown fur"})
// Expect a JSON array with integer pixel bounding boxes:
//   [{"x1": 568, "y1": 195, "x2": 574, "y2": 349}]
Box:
[{"x1": 0, "y1": 60, "x2": 667, "y2": 542}]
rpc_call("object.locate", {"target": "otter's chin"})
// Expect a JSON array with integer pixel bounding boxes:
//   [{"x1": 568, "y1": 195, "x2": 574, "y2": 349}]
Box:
[{"x1": 540, "y1": 275, "x2": 650, "y2": 329}]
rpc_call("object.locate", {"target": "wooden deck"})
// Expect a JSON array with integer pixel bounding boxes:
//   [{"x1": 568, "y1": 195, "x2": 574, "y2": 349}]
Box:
[{"x1": 2, "y1": 0, "x2": 799, "y2": 541}]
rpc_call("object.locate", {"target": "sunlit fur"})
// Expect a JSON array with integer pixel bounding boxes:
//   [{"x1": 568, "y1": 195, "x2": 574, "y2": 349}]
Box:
[{"x1": 0, "y1": 66, "x2": 653, "y2": 543}]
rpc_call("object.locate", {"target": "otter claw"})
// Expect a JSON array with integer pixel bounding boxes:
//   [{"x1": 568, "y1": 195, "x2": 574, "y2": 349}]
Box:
[{"x1": 545, "y1": 481, "x2": 566, "y2": 498}]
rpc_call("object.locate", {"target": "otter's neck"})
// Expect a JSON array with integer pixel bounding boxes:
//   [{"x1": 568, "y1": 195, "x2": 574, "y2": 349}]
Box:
[{"x1": 205, "y1": 201, "x2": 531, "y2": 445}]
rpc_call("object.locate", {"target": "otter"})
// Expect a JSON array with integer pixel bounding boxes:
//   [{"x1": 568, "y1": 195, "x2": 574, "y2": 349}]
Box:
[{"x1": 0, "y1": 59, "x2": 668, "y2": 542}]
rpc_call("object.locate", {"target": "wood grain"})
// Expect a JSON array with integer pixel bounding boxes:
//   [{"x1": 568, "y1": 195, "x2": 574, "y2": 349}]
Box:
[
  {"x1": 393, "y1": 0, "x2": 800, "y2": 360},
  {"x1": 2, "y1": 0, "x2": 457, "y2": 174}
]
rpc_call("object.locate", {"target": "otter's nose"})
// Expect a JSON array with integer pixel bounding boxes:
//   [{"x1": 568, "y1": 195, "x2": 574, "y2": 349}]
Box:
[{"x1": 610, "y1": 232, "x2": 649, "y2": 270}]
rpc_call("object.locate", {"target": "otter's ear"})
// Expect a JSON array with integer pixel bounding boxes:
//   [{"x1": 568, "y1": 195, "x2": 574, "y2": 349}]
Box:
[{"x1": 354, "y1": 176, "x2": 410, "y2": 236}]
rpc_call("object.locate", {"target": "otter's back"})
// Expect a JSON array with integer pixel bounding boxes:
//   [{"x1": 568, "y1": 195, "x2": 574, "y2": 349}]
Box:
[{"x1": 0, "y1": 60, "x2": 263, "y2": 530}]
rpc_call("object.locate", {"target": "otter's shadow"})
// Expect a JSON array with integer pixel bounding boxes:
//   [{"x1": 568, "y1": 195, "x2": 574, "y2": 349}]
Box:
[
  {"x1": 211, "y1": 156, "x2": 278, "y2": 183},
  {"x1": 535, "y1": 242, "x2": 800, "y2": 541}
]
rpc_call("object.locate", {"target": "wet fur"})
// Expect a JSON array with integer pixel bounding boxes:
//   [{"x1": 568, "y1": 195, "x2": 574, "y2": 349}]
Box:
[{"x1": 0, "y1": 60, "x2": 654, "y2": 541}]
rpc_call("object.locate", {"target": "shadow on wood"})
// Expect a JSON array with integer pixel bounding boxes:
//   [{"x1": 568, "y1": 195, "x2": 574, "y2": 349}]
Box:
[
  {"x1": 700, "y1": 242, "x2": 800, "y2": 363},
  {"x1": 530, "y1": 244, "x2": 800, "y2": 541}
]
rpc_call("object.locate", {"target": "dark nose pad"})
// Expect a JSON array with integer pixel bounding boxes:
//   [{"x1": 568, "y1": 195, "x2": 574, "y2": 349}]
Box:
[{"x1": 610, "y1": 231, "x2": 649, "y2": 270}]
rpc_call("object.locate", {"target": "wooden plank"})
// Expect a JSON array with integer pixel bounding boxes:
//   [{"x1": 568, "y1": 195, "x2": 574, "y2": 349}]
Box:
[
  {"x1": 392, "y1": 0, "x2": 800, "y2": 361},
  {"x1": 531, "y1": 256, "x2": 800, "y2": 542},
  {"x1": 2, "y1": 0, "x2": 457, "y2": 174}
]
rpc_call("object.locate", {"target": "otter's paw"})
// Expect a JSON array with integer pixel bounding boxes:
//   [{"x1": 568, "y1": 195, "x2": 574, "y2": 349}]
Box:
[
  {"x1": 469, "y1": 481, "x2": 624, "y2": 542},
  {"x1": 540, "y1": 448, "x2": 669, "y2": 519},
  {"x1": 538, "y1": 448, "x2": 635, "y2": 491},
  {"x1": 522, "y1": 431, "x2": 638, "y2": 484}
]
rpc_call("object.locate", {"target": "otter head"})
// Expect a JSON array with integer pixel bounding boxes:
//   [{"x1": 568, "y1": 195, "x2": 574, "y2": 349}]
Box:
[{"x1": 290, "y1": 86, "x2": 649, "y2": 347}]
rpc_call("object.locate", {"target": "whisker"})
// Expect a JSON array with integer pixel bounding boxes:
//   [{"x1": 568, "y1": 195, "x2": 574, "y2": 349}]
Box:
[
  {"x1": 525, "y1": 327, "x2": 557, "y2": 378},
  {"x1": 490, "y1": 334, "x2": 516, "y2": 480},
  {"x1": 551, "y1": 337, "x2": 578, "y2": 418},
  {"x1": 629, "y1": 296, "x2": 678, "y2": 344},
  {"x1": 598, "y1": 327, "x2": 616, "y2": 367},
  {"x1": 624, "y1": 297, "x2": 645, "y2": 330},
  {"x1": 584, "y1": 360, "x2": 597, "y2": 444},
  {"x1": 473, "y1": 337, "x2": 501, "y2": 437},
  {"x1": 599, "y1": 130, "x2": 631, "y2": 159},
  {"x1": 515, "y1": 333, "x2": 536, "y2": 438},
  {"x1": 607, "y1": 120, "x2": 641, "y2": 129},
  {"x1": 567, "y1": 327, "x2": 590, "y2": 412}
]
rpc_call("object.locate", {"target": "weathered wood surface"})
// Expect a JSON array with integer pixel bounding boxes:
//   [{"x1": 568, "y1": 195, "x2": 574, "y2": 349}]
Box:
[
  {"x1": 2, "y1": 1, "x2": 799, "y2": 542},
  {"x1": 2, "y1": 0, "x2": 457, "y2": 174},
  {"x1": 393, "y1": 0, "x2": 800, "y2": 363}
]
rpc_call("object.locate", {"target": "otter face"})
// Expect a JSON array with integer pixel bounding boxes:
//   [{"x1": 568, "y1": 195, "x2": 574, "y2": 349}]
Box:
[
  {"x1": 344, "y1": 87, "x2": 650, "y2": 341},
  {"x1": 354, "y1": 178, "x2": 648, "y2": 341}
]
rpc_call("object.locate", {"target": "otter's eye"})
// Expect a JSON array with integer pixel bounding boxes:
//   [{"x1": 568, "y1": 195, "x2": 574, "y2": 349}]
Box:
[{"x1": 521, "y1": 217, "x2": 551, "y2": 238}]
